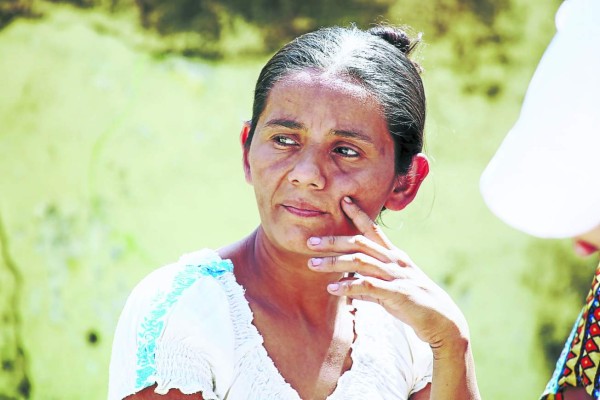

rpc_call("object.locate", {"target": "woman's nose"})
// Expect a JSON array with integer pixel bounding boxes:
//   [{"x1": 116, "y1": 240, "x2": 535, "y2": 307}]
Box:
[{"x1": 287, "y1": 150, "x2": 326, "y2": 189}]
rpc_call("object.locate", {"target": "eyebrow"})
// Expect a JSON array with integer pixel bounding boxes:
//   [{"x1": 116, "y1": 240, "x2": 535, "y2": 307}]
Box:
[
  {"x1": 330, "y1": 129, "x2": 374, "y2": 145},
  {"x1": 264, "y1": 118, "x2": 305, "y2": 130},
  {"x1": 264, "y1": 118, "x2": 375, "y2": 145}
]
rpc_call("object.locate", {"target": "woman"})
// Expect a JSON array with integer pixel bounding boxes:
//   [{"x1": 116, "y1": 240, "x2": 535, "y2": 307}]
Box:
[
  {"x1": 109, "y1": 25, "x2": 480, "y2": 400},
  {"x1": 480, "y1": 0, "x2": 600, "y2": 398}
]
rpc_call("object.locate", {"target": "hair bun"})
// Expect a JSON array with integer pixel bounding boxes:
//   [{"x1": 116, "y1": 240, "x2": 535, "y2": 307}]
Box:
[{"x1": 368, "y1": 26, "x2": 420, "y2": 56}]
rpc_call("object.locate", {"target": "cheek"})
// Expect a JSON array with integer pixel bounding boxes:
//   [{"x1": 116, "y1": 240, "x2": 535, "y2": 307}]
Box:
[
  {"x1": 249, "y1": 144, "x2": 291, "y2": 174},
  {"x1": 247, "y1": 152, "x2": 281, "y2": 189},
  {"x1": 334, "y1": 169, "x2": 395, "y2": 217},
  {"x1": 248, "y1": 152, "x2": 292, "y2": 207}
]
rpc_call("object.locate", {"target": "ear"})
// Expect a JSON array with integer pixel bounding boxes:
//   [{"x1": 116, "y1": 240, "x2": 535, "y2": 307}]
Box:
[
  {"x1": 384, "y1": 153, "x2": 429, "y2": 211},
  {"x1": 240, "y1": 121, "x2": 253, "y2": 185}
]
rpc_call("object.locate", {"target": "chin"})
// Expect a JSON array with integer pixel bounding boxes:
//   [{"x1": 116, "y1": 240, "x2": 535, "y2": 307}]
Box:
[
  {"x1": 265, "y1": 226, "x2": 317, "y2": 255},
  {"x1": 278, "y1": 228, "x2": 317, "y2": 252}
]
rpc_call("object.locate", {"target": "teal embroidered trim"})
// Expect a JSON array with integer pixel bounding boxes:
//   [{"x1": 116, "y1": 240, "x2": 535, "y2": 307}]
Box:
[{"x1": 134, "y1": 259, "x2": 233, "y2": 390}]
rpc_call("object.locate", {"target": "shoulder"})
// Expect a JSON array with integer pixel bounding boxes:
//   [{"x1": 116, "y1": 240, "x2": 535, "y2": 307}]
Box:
[
  {"x1": 144, "y1": 249, "x2": 229, "y2": 295},
  {"x1": 109, "y1": 249, "x2": 237, "y2": 400},
  {"x1": 116, "y1": 248, "x2": 236, "y2": 343},
  {"x1": 135, "y1": 248, "x2": 235, "y2": 333},
  {"x1": 117, "y1": 249, "x2": 234, "y2": 335},
  {"x1": 131, "y1": 249, "x2": 233, "y2": 301}
]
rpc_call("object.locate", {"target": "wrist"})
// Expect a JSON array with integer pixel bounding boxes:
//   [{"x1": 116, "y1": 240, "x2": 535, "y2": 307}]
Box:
[{"x1": 431, "y1": 326, "x2": 471, "y2": 361}]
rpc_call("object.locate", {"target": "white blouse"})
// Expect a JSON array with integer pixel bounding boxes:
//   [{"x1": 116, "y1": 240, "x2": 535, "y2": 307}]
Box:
[{"x1": 109, "y1": 249, "x2": 433, "y2": 400}]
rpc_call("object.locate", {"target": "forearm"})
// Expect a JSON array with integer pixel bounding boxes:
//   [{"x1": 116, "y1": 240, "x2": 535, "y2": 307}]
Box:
[{"x1": 429, "y1": 336, "x2": 480, "y2": 400}]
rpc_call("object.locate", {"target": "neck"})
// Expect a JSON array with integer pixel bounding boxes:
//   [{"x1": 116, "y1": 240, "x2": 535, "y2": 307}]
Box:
[{"x1": 222, "y1": 226, "x2": 346, "y2": 324}]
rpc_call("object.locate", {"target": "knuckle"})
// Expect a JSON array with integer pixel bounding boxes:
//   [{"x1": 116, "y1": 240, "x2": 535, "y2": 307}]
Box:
[
  {"x1": 371, "y1": 223, "x2": 383, "y2": 235},
  {"x1": 387, "y1": 263, "x2": 404, "y2": 279},
  {"x1": 329, "y1": 256, "x2": 338, "y2": 268},
  {"x1": 352, "y1": 235, "x2": 367, "y2": 246},
  {"x1": 353, "y1": 253, "x2": 368, "y2": 267},
  {"x1": 390, "y1": 250, "x2": 411, "y2": 267},
  {"x1": 327, "y1": 235, "x2": 337, "y2": 246},
  {"x1": 358, "y1": 278, "x2": 375, "y2": 291}
]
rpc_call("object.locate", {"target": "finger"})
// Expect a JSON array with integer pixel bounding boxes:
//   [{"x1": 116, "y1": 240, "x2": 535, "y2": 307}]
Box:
[
  {"x1": 340, "y1": 196, "x2": 394, "y2": 249},
  {"x1": 308, "y1": 253, "x2": 405, "y2": 280},
  {"x1": 326, "y1": 276, "x2": 401, "y2": 304},
  {"x1": 327, "y1": 277, "x2": 420, "y2": 320},
  {"x1": 307, "y1": 233, "x2": 396, "y2": 263}
]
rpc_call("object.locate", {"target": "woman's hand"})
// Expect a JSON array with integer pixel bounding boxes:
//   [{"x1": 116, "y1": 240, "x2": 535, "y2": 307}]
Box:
[
  {"x1": 307, "y1": 196, "x2": 469, "y2": 356},
  {"x1": 308, "y1": 196, "x2": 481, "y2": 399}
]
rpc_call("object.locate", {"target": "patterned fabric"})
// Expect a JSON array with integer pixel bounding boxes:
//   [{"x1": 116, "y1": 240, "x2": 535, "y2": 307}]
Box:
[{"x1": 541, "y1": 264, "x2": 600, "y2": 400}]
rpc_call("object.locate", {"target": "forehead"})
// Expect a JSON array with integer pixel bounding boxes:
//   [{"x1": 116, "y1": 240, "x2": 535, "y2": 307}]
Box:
[
  {"x1": 271, "y1": 69, "x2": 379, "y2": 108},
  {"x1": 259, "y1": 70, "x2": 389, "y2": 135}
]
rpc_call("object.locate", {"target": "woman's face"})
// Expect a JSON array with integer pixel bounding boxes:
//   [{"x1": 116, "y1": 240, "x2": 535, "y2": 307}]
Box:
[
  {"x1": 243, "y1": 70, "x2": 404, "y2": 255},
  {"x1": 574, "y1": 224, "x2": 600, "y2": 257}
]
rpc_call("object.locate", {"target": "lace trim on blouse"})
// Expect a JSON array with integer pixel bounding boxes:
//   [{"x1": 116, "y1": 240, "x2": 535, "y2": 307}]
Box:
[{"x1": 221, "y1": 268, "x2": 301, "y2": 399}]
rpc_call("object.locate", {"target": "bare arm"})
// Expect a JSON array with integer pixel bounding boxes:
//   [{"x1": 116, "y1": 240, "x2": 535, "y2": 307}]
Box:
[
  {"x1": 408, "y1": 336, "x2": 479, "y2": 400},
  {"x1": 428, "y1": 337, "x2": 479, "y2": 399},
  {"x1": 409, "y1": 383, "x2": 430, "y2": 400},
  {"x1": 125, "y1": 385, "x2": 204, "y2": 400}
]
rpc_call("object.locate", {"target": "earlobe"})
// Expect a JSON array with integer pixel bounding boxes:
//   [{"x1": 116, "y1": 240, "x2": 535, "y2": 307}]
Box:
[
  {"x1": 384, "y1": 153, "x2": 429, "y2": 211},
  {"x1": 240, "y1": 122, "x2": 253, "y2": 184}
]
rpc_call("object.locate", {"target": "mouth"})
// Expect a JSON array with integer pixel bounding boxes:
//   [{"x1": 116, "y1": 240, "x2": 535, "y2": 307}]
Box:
[
  {"x1": 574, "y1": 240, "x2": 599, "y2": 257},
  {"x1": 281, "y1": 200, "x2": 327, "y2": 218}
]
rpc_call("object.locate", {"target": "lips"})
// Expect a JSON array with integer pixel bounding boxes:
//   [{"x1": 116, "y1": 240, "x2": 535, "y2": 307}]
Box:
[
  {"x1": 574, "y1": 240, "x2": 599, "y2": 257},
  {"x1": 281, "y1": 200, "x2": 327, "y2": 217}
]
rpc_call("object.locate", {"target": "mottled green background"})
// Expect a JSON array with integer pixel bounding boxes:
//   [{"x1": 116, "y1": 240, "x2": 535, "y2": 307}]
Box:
[{"x1": 0, "y1": 0, "x2": 597, "y2": 398}]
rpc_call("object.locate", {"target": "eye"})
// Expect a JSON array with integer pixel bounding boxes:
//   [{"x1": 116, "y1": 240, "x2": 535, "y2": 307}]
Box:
[
  {"x1": 273, "y1": 135, "x2": 298, "y2": 147},
  {"x1": 334, "y1": 146, "x2": 360, "y2": 158}
]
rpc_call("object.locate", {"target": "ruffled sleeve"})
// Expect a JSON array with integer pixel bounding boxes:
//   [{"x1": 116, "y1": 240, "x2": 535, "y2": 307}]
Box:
[
  {"x1": 398, "y1": 321, "x2": 433, "y2": 396},
  {"x1": 108, "y1": 250, "x2": 235, "y2": 400}
]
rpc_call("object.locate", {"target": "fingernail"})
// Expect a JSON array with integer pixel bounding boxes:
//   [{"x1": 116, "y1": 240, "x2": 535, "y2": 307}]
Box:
[
  {"x1": 310, "y1": 258, "x2": 323, "y2": 268},
  {"x1": 308, "y1": 237, "x2": 321, "y2": 246},
  {"x1": 327, "y1": 283, "x2": 340, "y2": 292},
  {"x1": 343, "y1": 196, "x2": 352, "y2": 204}
]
